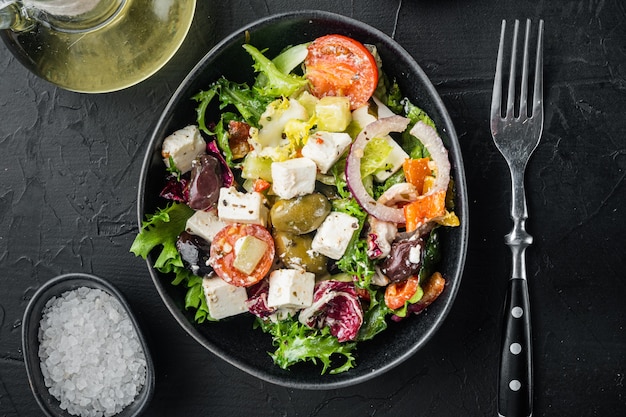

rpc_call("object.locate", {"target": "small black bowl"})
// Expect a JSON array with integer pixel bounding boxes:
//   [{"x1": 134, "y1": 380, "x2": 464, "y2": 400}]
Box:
[
  {"x1": 22, "y1": 273, "x2": 155, "y2": 417},
  {"x1": 137, "y1": 10, "x2": 468, "y2": 389}
]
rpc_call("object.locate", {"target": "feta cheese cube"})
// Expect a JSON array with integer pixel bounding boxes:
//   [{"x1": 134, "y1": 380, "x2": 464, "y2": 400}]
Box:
[
  {"x1": 267, "y1": 269, "x2": 315, "y2": 309},
  {"x1": 185, "y1": 209, "x2": 227, "y2": 242},
  {"x1": 372, "y1": 96, "x2": 396, "y2": 118},
  {"x1": 311, "y1": 212, "x2": 359, "y2": 260},
  {"x1": 217, "y1": 187, "x2": 269, "y2": 226},
  {"x1": 271, "y1": 157, "x2": 317, "y2": 200},
  {"x1": 202, "y1": 276, "x2": 249, "y2": 320},
  {"x1": 301, "y1": 131, "x2": 352, "y2": 174},
  {"x1": 373, "y1": 137, "x2": 409, "y2": 182},
  {"x1": 351, "y1": 105, "x2": 377, "y2": 131},
  {"x1": 161, "y1": 125, "x2": 206, "y2": 173}
]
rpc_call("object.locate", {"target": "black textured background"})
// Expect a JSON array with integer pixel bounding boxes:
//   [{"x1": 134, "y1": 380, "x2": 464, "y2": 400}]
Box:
[{"x1": 1, "y1": 1, "x2": 625, "y2": 416}]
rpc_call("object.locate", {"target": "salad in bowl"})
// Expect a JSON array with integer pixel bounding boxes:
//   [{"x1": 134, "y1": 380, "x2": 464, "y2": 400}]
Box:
[{"x1": 133, "y1": 11, "x2": 467, "y2": 388}]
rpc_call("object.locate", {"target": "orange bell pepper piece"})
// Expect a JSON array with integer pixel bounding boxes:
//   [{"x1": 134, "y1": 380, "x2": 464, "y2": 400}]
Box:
[
  {"x1": 403, "y1": 189, "x2": 447, "y2": 232},
  {"x1": 402, "y1": 158, "x2": 431, "y2": 194}
]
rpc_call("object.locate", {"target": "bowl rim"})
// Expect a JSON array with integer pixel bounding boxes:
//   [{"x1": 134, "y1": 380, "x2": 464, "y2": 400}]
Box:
[
  {"x1": 137, "y1": 9, "x2": 468, "y2": 389},
  {"x1": 21, "y1": 272, "x2": 156, "y2": 416}
]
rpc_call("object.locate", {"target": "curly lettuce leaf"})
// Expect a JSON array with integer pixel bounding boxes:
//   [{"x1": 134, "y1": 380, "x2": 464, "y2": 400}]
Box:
[
  {"x1": 256, "y1": 317, "x2": 356, "y2": 374},
  {"x1": 209, "y1": 111, "x2": 238, "y2": 167},
  {"x1": 330, "y1": 164, "x2": 376, "y2": 289},
  {"x1": 131, "y1": 203, "x2": 213, "y2": 322},
  {"x1": 193, "y1": 77, "x2": 273, "y2": 129},
  {"x1": 130, "y1": 202, "x2": 193, "y2": 269},
  {"x1": 243, "y1": 44, "x2": 308, "y2": 97}
]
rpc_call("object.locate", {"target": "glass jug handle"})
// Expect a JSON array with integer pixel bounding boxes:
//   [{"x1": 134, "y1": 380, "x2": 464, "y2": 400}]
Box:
[{"x1": 0, "y1": 2, "x2": 35, "y2": 31}]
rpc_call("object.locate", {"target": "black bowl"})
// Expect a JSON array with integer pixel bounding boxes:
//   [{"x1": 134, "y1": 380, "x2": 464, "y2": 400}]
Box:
[
  {"x1": 137, "y1": 10, "x2": 468, "y2": 389},
  {"x1": 22, "y1": 273, "x2": 155, "y2": 416}
]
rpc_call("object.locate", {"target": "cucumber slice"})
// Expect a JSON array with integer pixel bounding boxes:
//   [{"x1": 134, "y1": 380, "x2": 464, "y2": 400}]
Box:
[{"x1": 233, "y1": 235, "x2": 269, "y2": 275}]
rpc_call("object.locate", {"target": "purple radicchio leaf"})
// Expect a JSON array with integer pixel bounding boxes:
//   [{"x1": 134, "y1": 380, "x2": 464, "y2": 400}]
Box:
[
  {"x1": 207, "y1": 140, "x2": 234, "y2": 188},
  {"x1": 299, "y1": 280, "x2": 363, "y2": 342}
]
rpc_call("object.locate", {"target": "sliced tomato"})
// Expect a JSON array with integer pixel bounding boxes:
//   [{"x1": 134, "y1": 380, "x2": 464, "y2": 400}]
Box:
[
  {"x1": 209, "y1": 223, "x2": 275, "y2": 287},
  {"x1": 305, "y1": 34, "x2": 378, "y2": 110},
  {"x1": 384, "y1": 275, "x2": 420, "y2": 310}
]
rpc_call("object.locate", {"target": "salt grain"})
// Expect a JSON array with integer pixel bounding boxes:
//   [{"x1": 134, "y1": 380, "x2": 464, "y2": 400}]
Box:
[{"x1": 38, "y1": 287, "x2": 147, "y2": 417}]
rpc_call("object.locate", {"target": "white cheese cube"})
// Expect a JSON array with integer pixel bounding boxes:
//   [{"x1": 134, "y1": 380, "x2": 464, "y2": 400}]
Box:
[
  {"x1": 161, "y1": 125, "x2": 206, "y2": 173},
  {"x1": 185, "y1": 209, "x2": 227, "y2": 242},
  {"x1": 373, "y1": 137, "x2": 409, "y2": 182},
  {"x1": 351, "y1": 105, "x2": 377, "y2": 132},
  {"x1": 271, "y1": 157, "x2": 317, "y2": 200},
  {"x1": 301, "y1": 131, "x2": 352, "y2": 174},
  {"x1": 217, "y1": 187, "x2": 269, "y2": 226},
  {"x1": 202, "y1": 276, "x2": 249, "y2": 320},
  {"x1": 311, "y1": 212, "x2": 359, "y2": 260},
  {"x1": 267, "y1": 269, "x2": 315, "y2": 309},
  {"x1": 372, "y1": 96, "x2": 396, "y2": 118}
]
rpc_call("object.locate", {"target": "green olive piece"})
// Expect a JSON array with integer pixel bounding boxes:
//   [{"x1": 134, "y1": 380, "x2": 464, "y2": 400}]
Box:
[
  {"x1": 273, "y1": 231, "x2": 328, "y2": 275},
  {"x1": 269, "y1": 193, "x2": 331, "y2": 234}
]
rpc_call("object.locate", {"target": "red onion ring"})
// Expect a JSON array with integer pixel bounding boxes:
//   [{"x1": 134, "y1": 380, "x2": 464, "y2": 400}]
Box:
[
  {"x1": 345, "y1": 116, "x2": 410, "y2": 223},
  {"x1": 345, "y1": 117, "x2": 451, "y2": 225}
]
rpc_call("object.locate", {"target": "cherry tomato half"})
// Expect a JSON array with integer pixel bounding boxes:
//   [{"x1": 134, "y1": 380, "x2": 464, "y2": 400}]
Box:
[
  {"x1": 384, "y1": 275, "x2": 420, "y2": 310},
  {"x1": 305, "y1": 34, "x2": 378, "y2": 110},
  {"x1": 209, "y1": 223, "x2": 275, "y2": 287}
]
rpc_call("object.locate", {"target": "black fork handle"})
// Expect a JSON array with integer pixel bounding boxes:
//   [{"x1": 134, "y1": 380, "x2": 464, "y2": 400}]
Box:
[{"x1": 497, "y1": 277, "x2": 532, "y2": 417}]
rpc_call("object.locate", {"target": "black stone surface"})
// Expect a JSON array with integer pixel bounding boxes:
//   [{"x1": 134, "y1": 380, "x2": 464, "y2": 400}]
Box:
[{"x1": 1, "y1": 1, "x2": 624, "y2": 416}]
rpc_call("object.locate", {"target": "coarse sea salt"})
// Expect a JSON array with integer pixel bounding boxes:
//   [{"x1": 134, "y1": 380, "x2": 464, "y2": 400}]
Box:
[{"x1": 38, "y1": 287, "x2": 147, "y2": 417}]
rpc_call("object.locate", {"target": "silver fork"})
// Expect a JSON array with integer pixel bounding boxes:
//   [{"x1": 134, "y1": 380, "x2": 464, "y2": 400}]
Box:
[{"x1": 490, "y1": 19, "x2": 544, "y2": 417}]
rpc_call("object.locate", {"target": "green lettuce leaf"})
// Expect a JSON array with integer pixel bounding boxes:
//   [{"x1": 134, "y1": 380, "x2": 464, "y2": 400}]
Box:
[
  {"x1": 185, "y1": 275, "x2": 212, "y2": 323},
  {"x1": 243, "y1": 44, "x2": 308, "y2": 97},
  {"x1": 256, "y1": 317, "x2": 356, "y2": 374},
  {"x1": 330, "y1": 164, "x2": 376, "y2": 289},
  {"x1": 360, "y1": 135, "x2": 394, "y2": 178},
  {"x1": 193, "y1": 77, "x2": 273, "y2": 129},
  {"x1": 130, "y1": 203, "x2": 213, "y2": 322},
  {"x1": 356, "y1": 289, "x2": 390, "y2": 341},
  {"x1": 130, "y1": 202, "x2": 193, "y2": 268}
]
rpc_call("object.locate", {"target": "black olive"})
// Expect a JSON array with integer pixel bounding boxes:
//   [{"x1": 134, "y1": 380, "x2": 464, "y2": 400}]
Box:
[
  {"x1": 176, "y1": 231, "x2": 212, "y2": 276},
  {"x1": 188, "y1": 154, "x2": 222, "y2": 210},
  {"x1": 379, "y1": 238, "x2": 425, "y2": 282}
]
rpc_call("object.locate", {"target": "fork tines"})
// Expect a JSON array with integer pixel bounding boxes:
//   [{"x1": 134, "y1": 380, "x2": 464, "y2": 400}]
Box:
[{"x1": 491, "y1": 19, "x2": 544, "y2": 121}]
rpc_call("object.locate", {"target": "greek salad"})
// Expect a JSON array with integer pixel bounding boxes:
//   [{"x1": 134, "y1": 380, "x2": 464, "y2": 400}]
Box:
[{"x1": 132, "y1": 34, "x2": 460, "y2": 374}]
